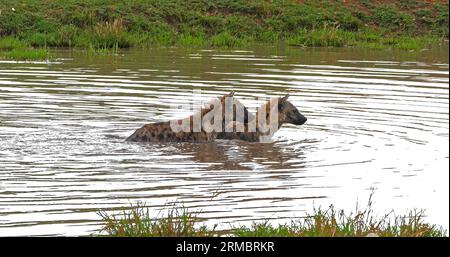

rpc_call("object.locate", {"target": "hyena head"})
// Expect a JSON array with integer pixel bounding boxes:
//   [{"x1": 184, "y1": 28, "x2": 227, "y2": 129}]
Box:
[{"x1": 277, "y1": 94, "x2": 307, "y2": 126}]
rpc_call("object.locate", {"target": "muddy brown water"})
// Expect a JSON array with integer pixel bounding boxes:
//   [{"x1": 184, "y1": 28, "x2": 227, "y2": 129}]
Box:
[{"x1": 0, "y1": 45, "x2": 448, "y2": 236}]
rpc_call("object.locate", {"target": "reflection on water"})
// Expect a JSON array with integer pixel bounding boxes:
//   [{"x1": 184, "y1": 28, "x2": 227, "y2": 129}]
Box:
[{"x1": 0, "y1": 45, "x2": 448, "y2": 236}]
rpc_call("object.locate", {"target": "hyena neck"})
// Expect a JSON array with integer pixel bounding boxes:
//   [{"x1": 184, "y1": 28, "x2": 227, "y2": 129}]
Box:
[{"x1": 253, "y1": 100, "x2": 284, "y2": 139}]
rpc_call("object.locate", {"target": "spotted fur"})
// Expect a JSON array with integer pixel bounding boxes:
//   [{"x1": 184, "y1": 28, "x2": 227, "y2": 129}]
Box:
[
  {"x1": 126, "y1": 91, "x2": 253, "y2": 143},
  {"x1": 221, "y1": 94, "x2": 307, "y2": 142}
]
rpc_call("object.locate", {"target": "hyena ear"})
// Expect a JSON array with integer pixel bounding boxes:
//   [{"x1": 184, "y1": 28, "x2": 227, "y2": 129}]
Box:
[
  {"x1": 280, "y1": 93, "x2": 289, "y2": 103},
  {"x1": 277, "y1": 94, "x2": 289, "y2": 111}
]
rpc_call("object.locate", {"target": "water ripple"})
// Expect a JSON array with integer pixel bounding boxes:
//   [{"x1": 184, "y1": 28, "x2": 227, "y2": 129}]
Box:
[{"x1": 0, "y1": 46, "x2": 448, "y2": 235}]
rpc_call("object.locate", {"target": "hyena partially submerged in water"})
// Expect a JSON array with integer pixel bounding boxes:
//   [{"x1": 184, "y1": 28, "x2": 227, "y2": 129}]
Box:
[
  {"x1": 219, "y1": 94, "x2": 307, "y2": 142},
  {"x1": 126, "y1": 91, "x2": 254, "y2": 143}
]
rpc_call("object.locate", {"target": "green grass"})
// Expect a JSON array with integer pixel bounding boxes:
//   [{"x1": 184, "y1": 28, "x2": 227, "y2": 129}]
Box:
[
  {"x1": 0, "y1": 36, "x2": 51, "y2": 60},
  {"x1": 177, "y1": 33, "x2": 207, "y2": 47},
  {"x1": 0, "y1": 0, "x2": 447, "y2": 52},
  {"x1": 98, "y1": 202, "x2": 215, "y2": 237},
  {"x1": 0, "y1": 36, "x2": 27, "y2": 50},
  {"x1": 379, "y1": 36, "x2": 440, "y2": 51},
  {"x1": 234, "y1": 208, "x2": 445, "y2": 237},
  {"x1": 1, "y1": 48, "x2": 51, "y2": 60},
  {"x1": 287, "y1": 25, "x2": 357, "y2": 47},
  {"x1": 286, "y1": 25, "x2": 443, "y2": 50},
  {"x1": 97, "y1": 195, "x2": 447, "y2": 237},
  {"x1": 211, "y1": 32, "x2": 247, "y2": 48}
]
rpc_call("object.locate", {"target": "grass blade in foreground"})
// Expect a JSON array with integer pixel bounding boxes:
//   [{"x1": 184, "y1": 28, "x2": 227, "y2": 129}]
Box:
[
  {"x1": 97, "y1": 195, "x2": 447, "y2": 237},
  {"x1": 98, "y1": 202, "x2": 216, "y2": 237}
]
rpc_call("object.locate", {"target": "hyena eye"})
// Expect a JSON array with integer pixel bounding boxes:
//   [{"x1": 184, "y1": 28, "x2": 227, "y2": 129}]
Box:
[{"x1": 290, "y1": 109, "x2": 298, "y2": 116}]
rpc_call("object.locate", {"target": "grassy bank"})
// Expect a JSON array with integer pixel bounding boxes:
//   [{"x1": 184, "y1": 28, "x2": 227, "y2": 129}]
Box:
[
  {"x1": 0, "y1": 0, "x2": 448, "y2": 59},
  {"x1": 97, "y1": 197, "x2": 447, "y2": 237},
  {"x1": 0, "y1": 35, "x2": 50, "y2": 60}
]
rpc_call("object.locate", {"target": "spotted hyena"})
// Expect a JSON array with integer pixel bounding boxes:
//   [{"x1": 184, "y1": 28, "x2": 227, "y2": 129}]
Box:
[
  {"x1": 220, "y1": 94, "x2": 307, "y2": 142},
  {"x1": 126, "y1": 91, "x2": 254, "y2": 143}
]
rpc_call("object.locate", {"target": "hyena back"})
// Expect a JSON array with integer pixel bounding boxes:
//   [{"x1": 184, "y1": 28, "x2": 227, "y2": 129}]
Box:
[{"x1": 126, "y1": 91, "x2": 253, "y2": 143}]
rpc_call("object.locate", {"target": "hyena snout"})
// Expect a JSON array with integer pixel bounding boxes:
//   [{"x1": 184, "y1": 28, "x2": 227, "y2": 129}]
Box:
[{"x1": 289, "y1": 111, "x2": 307, "y2": 125}]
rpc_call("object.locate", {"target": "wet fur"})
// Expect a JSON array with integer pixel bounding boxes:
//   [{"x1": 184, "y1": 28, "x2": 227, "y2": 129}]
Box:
[
  {"x1": 221, "y1": 95, "x2": 307, "y2": 142},
  {"x1": 126, "y1": 92, "x2": 253, "y2": 143}
]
